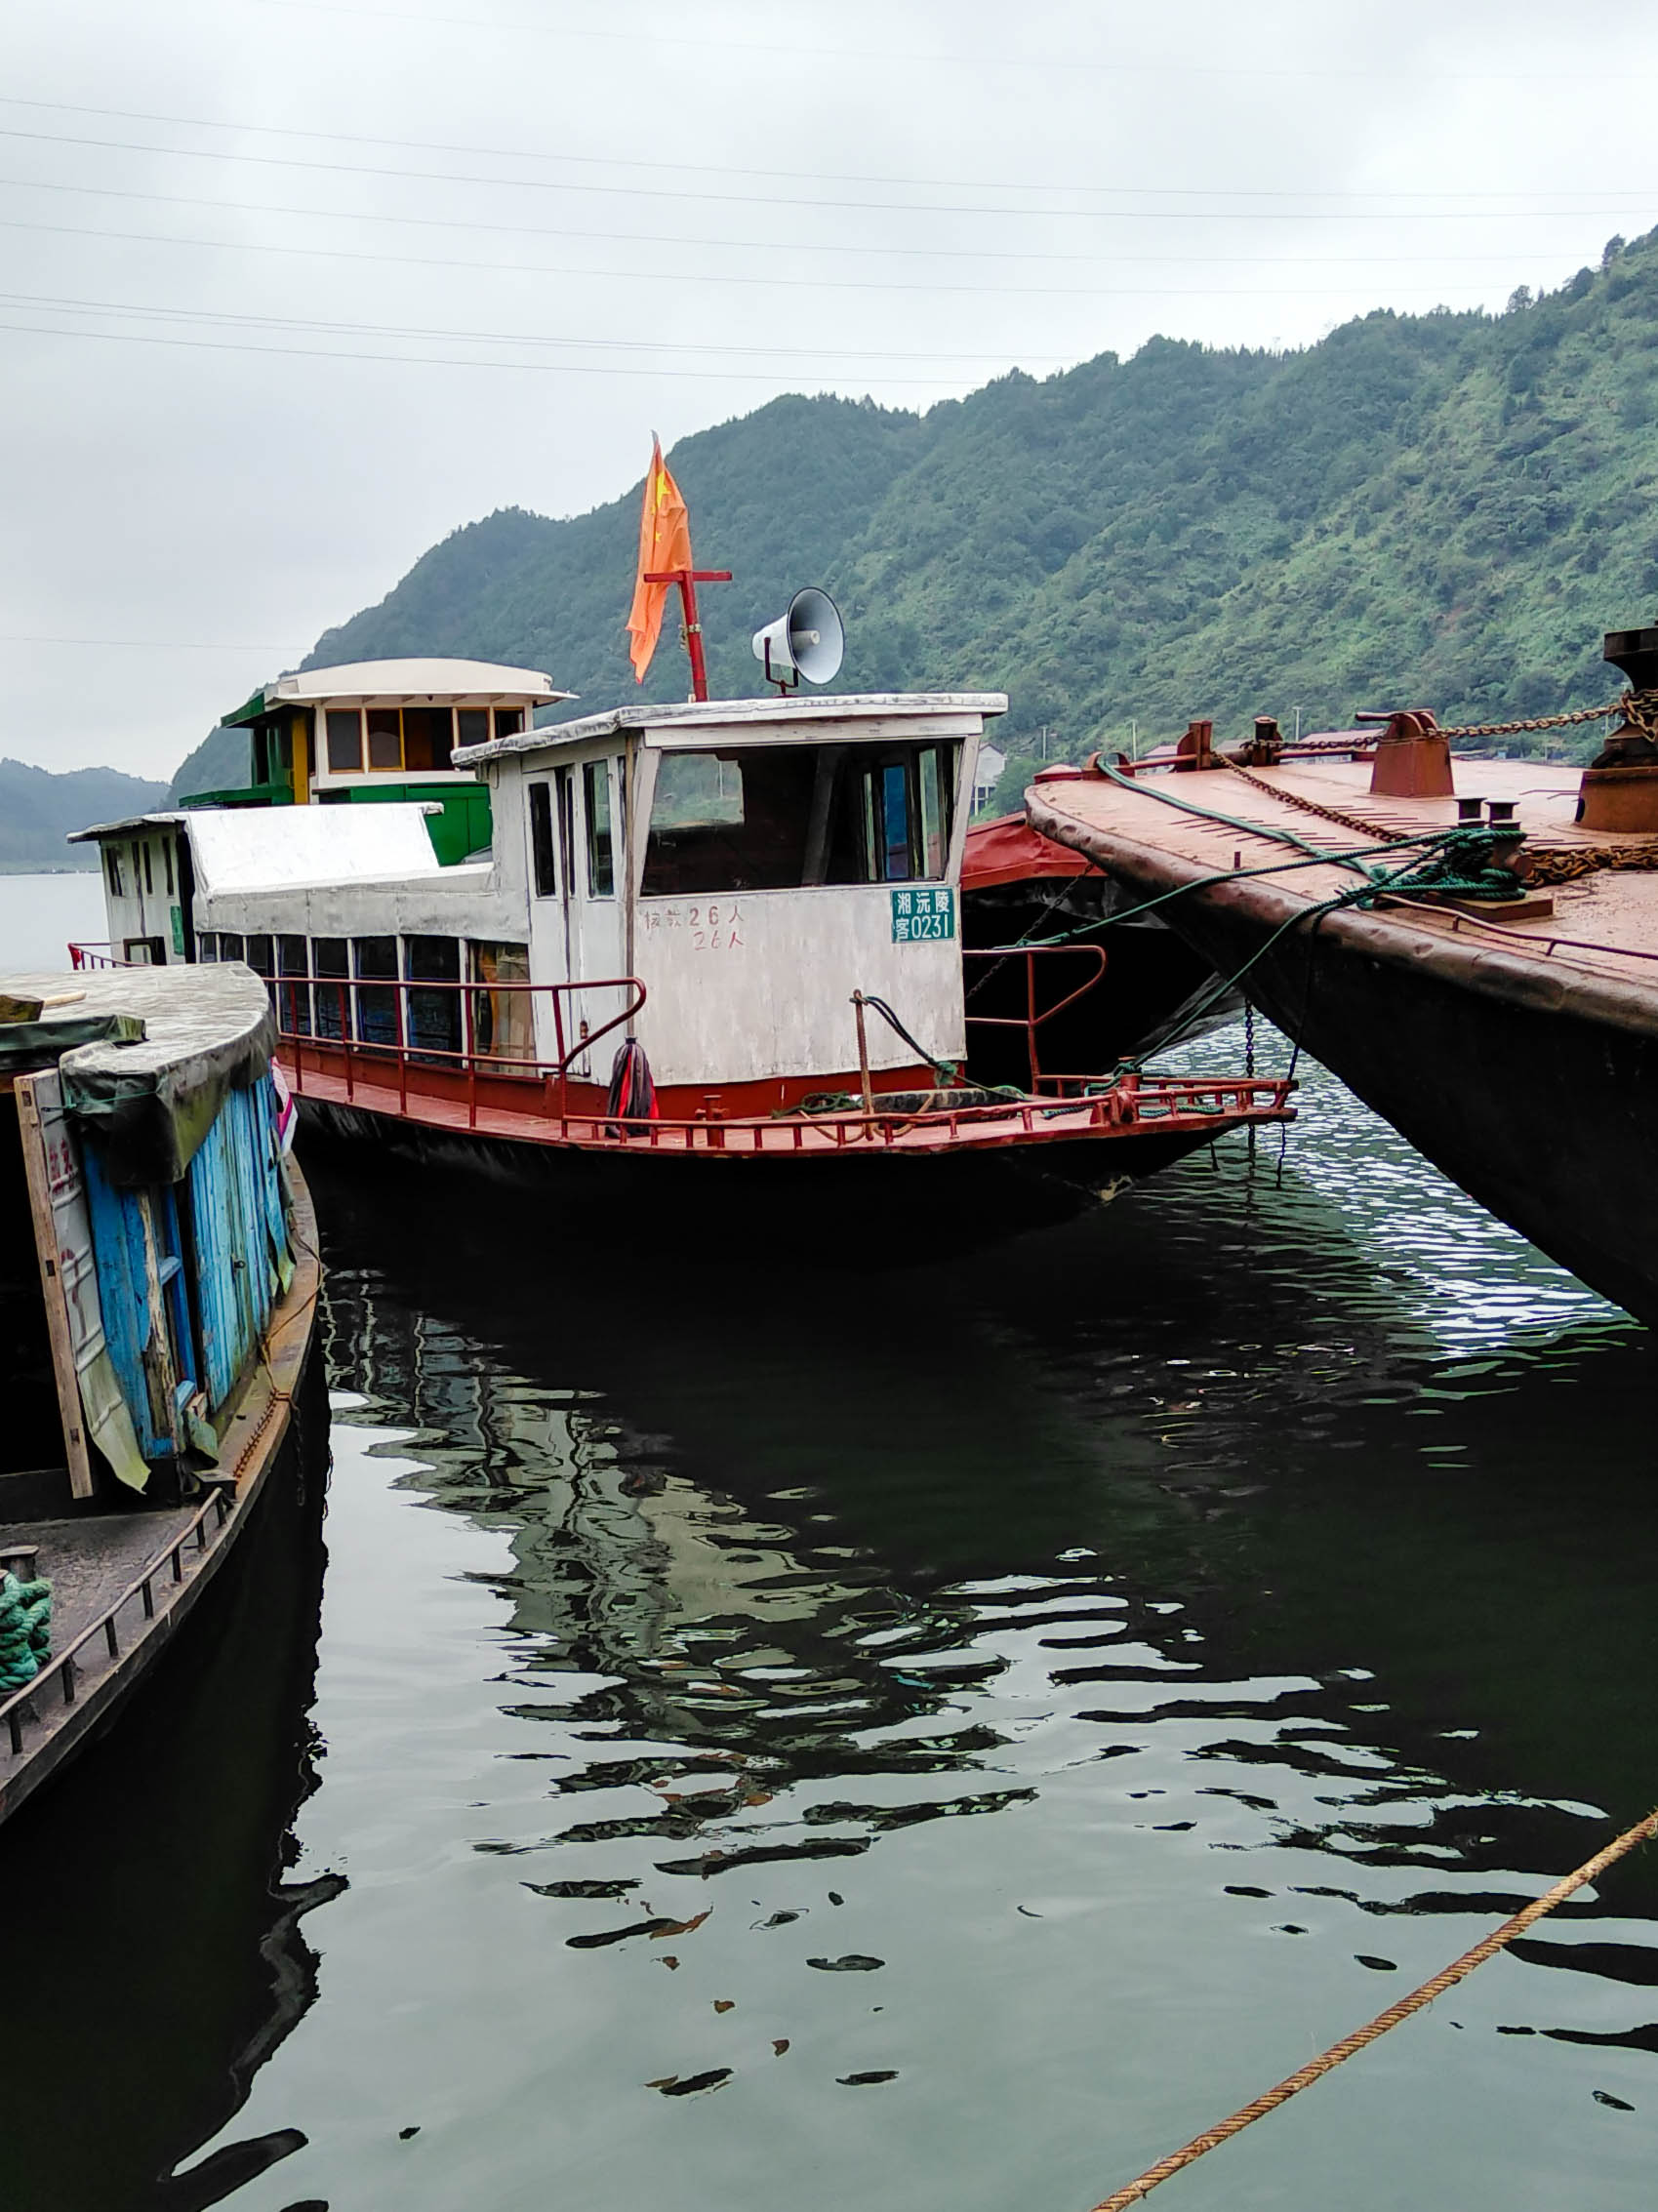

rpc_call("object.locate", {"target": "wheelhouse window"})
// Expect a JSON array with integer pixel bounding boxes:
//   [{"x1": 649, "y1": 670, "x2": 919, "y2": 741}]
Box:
[
  {"x1": 366, "y1": 709, "x2": 402, "y2": 771},
  {"x1": 326, "y1": 709, "x2": 363, "y2": 772},
  {"x1": 219, "y1": 932, "x2": 245, "y2": 964},
  {"x1": 494, "y1": 708, "x2": 524, "y2": 741},
  {"x1": 528, "y1": 782, "x2": 557, "y2": 898},
  {"x1": 403, "y1": 707, "x2": 454, "y2": 772},
  {"x1": 321, "y1": 704, "x2": 494, "y2": 776},
  {"x1": 105, "y1": 848, "x2": 124, "y2": 898},
  {"x1": 584, "y1": 759, "x2": 615, "y2": 897},
  {"x1": 640, "y1": 742, "x2": 959, "y2": 897}
]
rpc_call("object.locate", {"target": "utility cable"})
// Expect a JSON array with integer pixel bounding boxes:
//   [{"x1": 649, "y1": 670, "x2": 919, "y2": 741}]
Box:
[
  {"x1": 0, "y1": 215, "x2": 1527, "y2": 307},
  {"x1": 3, "y1": 168, "x2": 1587, "y2": 270},
  {"x1": 6, "y1": 92, "x2": 1654, "y2": 200},
  {"x1": 5, "y1": 124, "x2": 1654, "y2": 225}
]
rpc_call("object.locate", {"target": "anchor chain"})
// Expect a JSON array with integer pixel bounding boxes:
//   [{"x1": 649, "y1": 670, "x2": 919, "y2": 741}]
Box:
[{"x1": 1213, "y1": 691, "x2": 1658, "y2": 882}]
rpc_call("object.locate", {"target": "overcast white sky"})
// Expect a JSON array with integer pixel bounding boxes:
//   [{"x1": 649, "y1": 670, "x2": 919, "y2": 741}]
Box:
[{"x1": 4, "y1": 0, "x2": 1658, "y2": 778}]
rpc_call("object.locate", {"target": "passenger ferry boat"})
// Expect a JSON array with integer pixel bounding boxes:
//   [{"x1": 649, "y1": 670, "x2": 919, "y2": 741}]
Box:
[{"x1": 69, "y1": 655, "x2": 1291, "y2": 1202}]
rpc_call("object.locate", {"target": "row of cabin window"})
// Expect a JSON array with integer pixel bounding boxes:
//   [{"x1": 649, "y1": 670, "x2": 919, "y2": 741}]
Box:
[
  {"x1": 636, "y1": 742, "x2": 957, "y2": 899},
  {"x1": 320, "y1": 704, "x2": 525, "y2": 777},
  {"x1": 200, "y1": 932, "x2": 532, "y2": 1059},
  {"x1": 520, "y1": 744, "x2": 956, "y2": 905},
  {"x1": 527, "y1": 759, "x2": 617, "y2": 902},
  {"x1": 104, "y1": 836, "x2": 175, "y2": 901}
]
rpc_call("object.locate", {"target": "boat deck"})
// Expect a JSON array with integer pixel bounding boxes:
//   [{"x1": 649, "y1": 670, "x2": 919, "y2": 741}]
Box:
[
  {"x1": 285, "y1": 1046, "x2": 1292, "y2": 1159},
  {"x1": 1032, "y1": 756, "x2": 1658, "y2": 992},
  {"x1": 0, "y1": 1507, "x2": 200, "y2": 1632}
]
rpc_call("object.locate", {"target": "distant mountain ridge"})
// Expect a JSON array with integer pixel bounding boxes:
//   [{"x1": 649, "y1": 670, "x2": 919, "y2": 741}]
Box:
[
  {"x1": 289, "y1": 226, "x2": 1658, "y2": 808},
  {"x1": 0, "y1": 758, "x2": 169, "y2": 874}
]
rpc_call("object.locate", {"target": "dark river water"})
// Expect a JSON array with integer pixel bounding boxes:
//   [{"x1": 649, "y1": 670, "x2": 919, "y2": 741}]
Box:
[{"x1": 5, "y1": 1022, "x2": 1658, "y2": 2212}]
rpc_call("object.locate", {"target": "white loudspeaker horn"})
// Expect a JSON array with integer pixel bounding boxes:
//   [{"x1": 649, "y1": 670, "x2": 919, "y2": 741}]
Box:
[{"x1": 750, "y1": 586, "x2": 844, "y2": 691}]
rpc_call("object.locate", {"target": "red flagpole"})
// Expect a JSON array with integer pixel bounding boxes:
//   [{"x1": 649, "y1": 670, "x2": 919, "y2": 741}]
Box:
[{"x1": 643, "y1": 567, "x2": 732, "y2": 702}]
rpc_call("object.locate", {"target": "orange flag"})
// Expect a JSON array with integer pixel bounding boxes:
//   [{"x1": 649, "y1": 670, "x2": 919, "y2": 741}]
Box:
[{"x1": 626, "y1": 435, "x2": 694, "y2": 683}]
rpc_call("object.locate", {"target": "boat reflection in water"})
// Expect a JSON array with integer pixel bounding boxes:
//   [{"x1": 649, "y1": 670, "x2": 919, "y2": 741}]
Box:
[
  {"x1": 253, "y1": 1082, "x2": 1658, "y2": 2212},
  {"x1": 0, "y1": 1365, "x2": 335, "y2": 2212},
  {"x1": 17, "y1": 1053, "x2": 1658, "y2": 2212}
]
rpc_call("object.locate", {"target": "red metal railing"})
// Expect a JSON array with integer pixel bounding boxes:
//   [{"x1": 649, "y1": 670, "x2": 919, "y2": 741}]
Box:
[
  {"x1": 271, "y1": 966, "x2": 1294, "y2": 1155},
  {"x1": 67, "y1": 942, "x2": 123, "y2": 970},
  {"x1": 963, "y1": 943, "x2": 1111, "y2": 1092},
  {"x1": 276, "y1": 972, "x2": 648, "y2": 1131},
  {"x1": 524, "y1": 1071, "x2": 1289, "y2": 1155}
]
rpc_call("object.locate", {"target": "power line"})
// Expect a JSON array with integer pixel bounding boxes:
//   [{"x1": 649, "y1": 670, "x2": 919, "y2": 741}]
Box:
[
  {"x1": 0, "y1": 315, "x2": 1003, "y2": 384},
  {"x1": 5, "y1": 123, "x2": 1655, "y2": 224},
  {"x1": 0, "y1": 250, "x2": 1514, "y2": 349},
  {"x1": 0, "y1": 288, "x2": 1082, "y2": 366},
  {"x1": 0, "y1": 171, "x2": 1624, "y2": 271},
  {"x1": 0, "y1": 214, "x2": 1536, "y2": 305},
  {"x1": 0, "y1": 214, "x2": 1576, "y2": 322},
  {"x1": 0, "y1": 273, "x2": 1550, "y2": 381},
  {"x1": 0, "y1": 92, "x2": 1649, "y2": 203},
  {"x1": 248, "y1": 0, "x2": 1658, "y2": 91}
]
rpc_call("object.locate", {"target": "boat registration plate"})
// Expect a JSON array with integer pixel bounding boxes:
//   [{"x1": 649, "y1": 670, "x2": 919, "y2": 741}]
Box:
[{"x1": 891, "y1": 887, "x2": 955, "y2": 944}]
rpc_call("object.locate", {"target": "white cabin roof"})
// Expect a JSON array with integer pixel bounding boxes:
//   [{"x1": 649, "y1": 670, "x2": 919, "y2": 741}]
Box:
[
  {"x1": 260, "y1": 658, "x2": 574, "y2": 708},
  {"x1": 67, "y1": 811, "x2": 187, "y2": 845},
  {"x1": 187, "y1": 803, "x2": 451, "y2": 895},
  {"x1": 455, "y1": 690, "x2": 1008, "y2": 766}
]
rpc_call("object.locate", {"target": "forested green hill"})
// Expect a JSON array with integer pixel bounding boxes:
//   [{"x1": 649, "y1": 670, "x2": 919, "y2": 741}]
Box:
[{"x1": 265, "y1": 229, "x2": 1658, "y2": 807}]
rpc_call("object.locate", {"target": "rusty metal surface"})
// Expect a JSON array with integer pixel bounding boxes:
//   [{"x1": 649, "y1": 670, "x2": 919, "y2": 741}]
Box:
[
  {"x1": 1027, "y1": 769, "x2": 1658, "y2": 1320},
  {"x1": 1031, "y1": 757, "x2": 1658, "y2": 1026}
]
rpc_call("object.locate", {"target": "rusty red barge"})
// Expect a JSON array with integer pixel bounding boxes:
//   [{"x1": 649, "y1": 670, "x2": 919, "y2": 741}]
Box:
[{"x1": 1029, "y1": 622, "x2": 1658, "y2": 1323}]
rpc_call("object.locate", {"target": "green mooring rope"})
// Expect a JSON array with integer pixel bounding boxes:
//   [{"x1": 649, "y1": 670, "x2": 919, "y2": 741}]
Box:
[
  {"x1": 0, "y1": 1569, "x2": 54, "y2": 1693},
  {"x1": 1037, "y1": 764, "x2": 1532, "y2": 1080}
]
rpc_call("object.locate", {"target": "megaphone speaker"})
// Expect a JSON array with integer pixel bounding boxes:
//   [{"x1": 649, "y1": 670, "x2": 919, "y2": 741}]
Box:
[{"x1": 750, "y1": 586, "x2": 845, "y2": 689}]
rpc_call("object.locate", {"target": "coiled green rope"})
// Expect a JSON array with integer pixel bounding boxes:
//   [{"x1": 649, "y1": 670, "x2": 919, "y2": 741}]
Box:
[{"x1": 0, "y1": 1569, "x2": 54, "y2": 1692}]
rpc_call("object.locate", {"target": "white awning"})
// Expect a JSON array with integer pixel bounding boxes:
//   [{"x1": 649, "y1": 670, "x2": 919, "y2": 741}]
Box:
[{"x1": 186, "y1": 803, "x2": 448, "y2": 895}]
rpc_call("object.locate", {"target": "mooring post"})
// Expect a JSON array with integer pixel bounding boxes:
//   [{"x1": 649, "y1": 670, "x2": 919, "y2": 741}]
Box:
[{"x1": 851, "y1": 991, "x2": 875, "y2": 1128}]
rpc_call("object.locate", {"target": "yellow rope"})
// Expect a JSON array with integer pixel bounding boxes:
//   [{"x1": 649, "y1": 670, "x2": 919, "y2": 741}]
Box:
[{"x1": 1089, "y1": 1802, "x2": 1658, "y2": 2212}]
